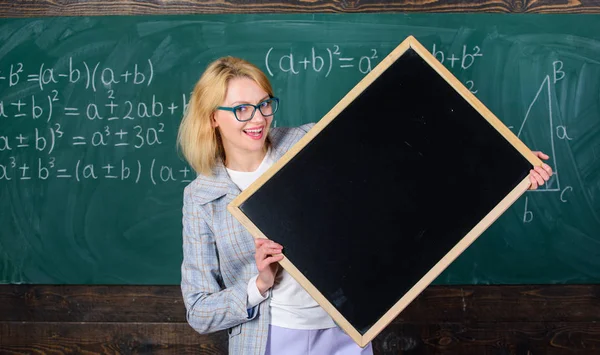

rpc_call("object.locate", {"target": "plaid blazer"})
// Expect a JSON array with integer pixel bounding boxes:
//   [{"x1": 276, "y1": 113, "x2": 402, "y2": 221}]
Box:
[{"x1": 181, "y1": 123, "x2": 315, "y2": 355}]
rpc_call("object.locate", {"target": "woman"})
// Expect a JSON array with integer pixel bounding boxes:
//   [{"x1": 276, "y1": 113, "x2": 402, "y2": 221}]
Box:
[{"x1": 177, "y1": 56, "x2": 553, "y2": 355}]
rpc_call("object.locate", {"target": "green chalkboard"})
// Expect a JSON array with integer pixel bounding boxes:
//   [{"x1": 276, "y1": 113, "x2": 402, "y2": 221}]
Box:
[{"x1": 1, "y1": 13, "x2": 599, "y2": 284}]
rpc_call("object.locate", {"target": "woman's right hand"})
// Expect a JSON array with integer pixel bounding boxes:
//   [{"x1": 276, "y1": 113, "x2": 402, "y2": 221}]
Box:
[{"x1": 254, "y1": 238, "x2": 284, "y2": 295}]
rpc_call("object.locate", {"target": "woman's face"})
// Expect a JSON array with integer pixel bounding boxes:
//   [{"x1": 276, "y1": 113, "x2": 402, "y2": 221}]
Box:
[{"x1": 212, "y1": 77, "x2": 273, "y2": 159}]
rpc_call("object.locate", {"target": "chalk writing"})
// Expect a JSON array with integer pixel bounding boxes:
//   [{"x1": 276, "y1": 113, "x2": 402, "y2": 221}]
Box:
[
  {"x1": 265, "y1": 45, "x2": 380, "y2": 77},
  {"x1": 512, "y1": 60, "x2": 573, "y2": 223},
  {"x1": 0, "y1": 156, "x2": 192, "y2": 184},
  {"x1": 1, "y1": 58, "x2": 154, "y2": 92},
  {"x1": 264, "y1": 44, "x2": 483, "y2": 94},
  {"x1": 0, "y1": 56, "x2": 191, "y2": 186}
]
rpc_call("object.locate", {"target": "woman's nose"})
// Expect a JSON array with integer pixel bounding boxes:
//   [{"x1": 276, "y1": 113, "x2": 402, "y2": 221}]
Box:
[{"x1": 250, "y1": 108, "x2": 267, "y2": 123}]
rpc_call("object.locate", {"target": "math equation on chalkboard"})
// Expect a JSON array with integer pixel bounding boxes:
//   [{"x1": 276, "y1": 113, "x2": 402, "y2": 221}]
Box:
[
  {"x1": 0, "y1": 42, "x2": 582, "y2": 218},
  {"x1": 264, "y1": 44, "x2": 483, "y2": 94},
  {"x1": 0, "y1": 58, "x2": 195, "y2": 185}
]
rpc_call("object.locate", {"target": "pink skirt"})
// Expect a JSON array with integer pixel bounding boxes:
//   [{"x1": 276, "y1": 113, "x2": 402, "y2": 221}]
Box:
[{"x1": 265, "y1": 325, "x2": 374, "y2": 355}]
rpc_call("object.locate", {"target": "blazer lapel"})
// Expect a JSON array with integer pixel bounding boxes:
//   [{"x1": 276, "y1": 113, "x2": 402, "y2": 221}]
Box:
[{"x1": 194, "y1": 159, "x2": 241, "y2": 205}]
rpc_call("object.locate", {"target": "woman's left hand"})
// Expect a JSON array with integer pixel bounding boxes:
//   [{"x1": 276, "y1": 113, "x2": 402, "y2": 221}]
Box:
[{"x1": 529, "y1": 151, "x2": 553, "y2": 190}]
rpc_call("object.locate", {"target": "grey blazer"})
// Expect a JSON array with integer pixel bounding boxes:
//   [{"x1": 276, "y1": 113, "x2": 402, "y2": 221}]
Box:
[{"x1": 181, "y1": 123, "x2": 315, "y2": 355}]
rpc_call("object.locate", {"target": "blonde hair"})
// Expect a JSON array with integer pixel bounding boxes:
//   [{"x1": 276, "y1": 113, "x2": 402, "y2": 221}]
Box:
[{"x1": 177, "y1": 56, "x2": 274, "y2": 176}]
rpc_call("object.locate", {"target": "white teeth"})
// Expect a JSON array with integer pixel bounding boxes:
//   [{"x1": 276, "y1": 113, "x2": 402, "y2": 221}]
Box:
[{"x1": 245, "y1": 128, "x2": 262, "y2": 133}]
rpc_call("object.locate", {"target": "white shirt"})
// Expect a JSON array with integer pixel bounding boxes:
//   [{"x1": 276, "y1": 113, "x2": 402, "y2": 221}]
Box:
[{"x1": 226, "y1": 149, "x2": 336, "y2": 330}]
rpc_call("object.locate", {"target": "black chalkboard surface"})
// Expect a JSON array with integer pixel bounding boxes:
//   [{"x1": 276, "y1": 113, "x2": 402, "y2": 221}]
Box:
[{"x1": 229, "y1": 36, "x2": 542, "y2": 346}]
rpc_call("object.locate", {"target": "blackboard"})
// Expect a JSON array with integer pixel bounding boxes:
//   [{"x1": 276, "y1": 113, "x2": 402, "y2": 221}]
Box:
[
  {"x1": 1, "y1": 14, "x2": 600, "y2": 285},
  {"x1": 228, "y1": 36, "x2": 539, "y2": 346}
]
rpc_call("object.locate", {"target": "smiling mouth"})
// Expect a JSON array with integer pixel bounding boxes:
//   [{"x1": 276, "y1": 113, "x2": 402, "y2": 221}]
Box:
[{"x1": 243, "y1": 127, "x2": 264, "y2": 139}]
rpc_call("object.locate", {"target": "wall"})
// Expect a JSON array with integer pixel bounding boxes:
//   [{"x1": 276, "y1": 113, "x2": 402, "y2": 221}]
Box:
[{"x1": 1, "y1": 1, "x2": 599, "y2": 354}]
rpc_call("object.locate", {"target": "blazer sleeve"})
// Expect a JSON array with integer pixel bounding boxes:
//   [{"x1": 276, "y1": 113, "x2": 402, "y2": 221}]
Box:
[
  {"x1": 299, "y1": 122, "x2": 316, "y2": 132},
  {"x1": 180, "y1": 185, "x2": 255, "y2": 334}
]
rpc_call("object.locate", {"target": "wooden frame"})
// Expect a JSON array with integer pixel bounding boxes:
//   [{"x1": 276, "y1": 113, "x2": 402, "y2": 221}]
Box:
[
  {"x1": 1, "y1": 0, "x2": 599, "y2": 17},
  {"x1": 228, "y1": 35, "x2": 543, "y2": 347}
]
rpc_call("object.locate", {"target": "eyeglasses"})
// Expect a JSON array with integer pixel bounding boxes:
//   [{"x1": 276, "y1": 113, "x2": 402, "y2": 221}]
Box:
[{"x1": 217, "y1": 97, "x2": 279, "y2": 122}]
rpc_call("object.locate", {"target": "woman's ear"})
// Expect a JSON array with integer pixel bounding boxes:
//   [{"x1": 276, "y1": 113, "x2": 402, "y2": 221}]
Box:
[{"x1": 211, "y1": 113, "x2": 219, "y2": 128}]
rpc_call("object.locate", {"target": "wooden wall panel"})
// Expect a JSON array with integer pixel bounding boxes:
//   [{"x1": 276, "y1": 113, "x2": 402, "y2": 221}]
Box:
[
  {"x1": 1, "y1": 285, "x2": 599, "y2": 354},
  {"x1": 0, "y1": 0, "x2": 599, "y2": 18},
  {"x1": 2, "y1": 284, "x2": 599, "y2": 323},
  {"x1": 0, "y1": 322, "x2": 228, "y2": 354}
]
